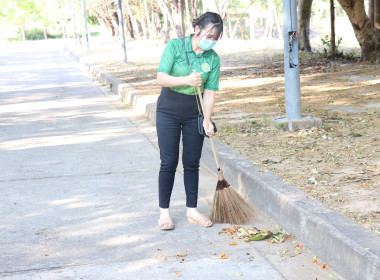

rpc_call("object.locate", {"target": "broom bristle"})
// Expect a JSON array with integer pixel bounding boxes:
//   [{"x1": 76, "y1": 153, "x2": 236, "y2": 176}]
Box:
[{"x1": 210, "y1": 177, "x2": 256, "y2": 224}]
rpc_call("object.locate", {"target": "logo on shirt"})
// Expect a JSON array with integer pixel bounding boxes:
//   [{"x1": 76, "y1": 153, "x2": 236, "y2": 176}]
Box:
[{"x1": 201, "y1": 63, "x2": 211, "y2": 73}]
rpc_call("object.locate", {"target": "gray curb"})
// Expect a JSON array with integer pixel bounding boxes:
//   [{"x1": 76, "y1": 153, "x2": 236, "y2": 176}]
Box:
[{"x1": 63, "y1": 48, "x2": 380, "y2": 280}]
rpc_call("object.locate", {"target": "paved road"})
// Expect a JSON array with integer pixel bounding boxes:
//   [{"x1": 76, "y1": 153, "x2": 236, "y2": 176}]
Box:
[{"x1": 0, "y1": 41, "x2": 286, "y2": 279}]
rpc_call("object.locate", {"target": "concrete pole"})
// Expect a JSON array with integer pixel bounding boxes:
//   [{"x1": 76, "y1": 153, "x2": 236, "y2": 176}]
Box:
[
  {"x1": 82, "y1": 0, "x2": 90, "y2": 50},
  {"x1": 283, "y1": 0, "x2": 301, "y2": 123},
  {"x1": 117, "y1": 0, "x2": 128, "y2": 63},
  {"x1": 270, "y1": 0, "x2": 321, "y2": 131}
]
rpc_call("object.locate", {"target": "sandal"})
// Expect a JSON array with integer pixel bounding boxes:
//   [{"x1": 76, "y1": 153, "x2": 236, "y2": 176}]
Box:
[
  {"x1": 158, "y1": 217, "x2": 174, "y2": 230},
  {"x1": 187, "y1": 213, "x2": 213, "y2": 227}
]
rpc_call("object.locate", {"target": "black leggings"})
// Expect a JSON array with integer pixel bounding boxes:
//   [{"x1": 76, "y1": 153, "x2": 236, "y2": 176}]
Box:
[{"x1": 156, "y1": 87, "x2": 204, "y2": 209}]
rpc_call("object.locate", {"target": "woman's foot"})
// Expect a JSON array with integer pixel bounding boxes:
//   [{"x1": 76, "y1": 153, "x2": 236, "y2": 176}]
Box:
[
  {"x1": 158, "y1": 208, "x2": 174, "y2": 230},
  {"x1": 186, "y1": 208, "x2": 213, "y2": 227}
]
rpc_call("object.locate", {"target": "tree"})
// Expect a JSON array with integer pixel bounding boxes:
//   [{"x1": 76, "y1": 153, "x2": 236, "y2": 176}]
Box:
[
  {"x1": 337, "y1": 0, "x2": 378, "y2": 62},
  {"x1": 376, "y1": 0, "x2": 380, "y2": 63},
  {"x1": 170, "y1": 0, "x2": 185, "y2": 38},
  {"x1": 330, "y1": 0, "x2": 335, "y2": 59},
  {"x1": 5, "y1": 0, "x2": 39, "y2": 41},
  {"x1": 88, "y1": 0, "x2": 119, "y2": 37},
  {"x1": 297, "y1": 0, "x2": 313, "y2": 52}
]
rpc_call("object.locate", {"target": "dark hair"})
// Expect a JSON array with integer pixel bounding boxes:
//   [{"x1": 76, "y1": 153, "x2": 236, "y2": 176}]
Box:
[{"x1": 191, "y1": 12, "x2": 223, "y2": 40}]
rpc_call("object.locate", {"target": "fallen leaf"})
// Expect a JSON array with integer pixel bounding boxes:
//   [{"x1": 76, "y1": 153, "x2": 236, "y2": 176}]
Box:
[
  {"x1": 295, "y1": 250, "x2": 302, "y2": 255},
  {"x1": 306, "y1": 196, "x2": 311, "y2": 199},
  {"x1": 237, "y1": 227, "x2": 250, "y2": 237},
  {"x1": 211, "y1": 253, "x2": 228, "y2": 259},
  {"x1": 320, "y1": 264, "x2": 328, "y2": 270},
  {"x1": 296, "y1": 243, "x2": 303, "y2": 248},
  {"x1": 312, "y1": 259, "x2": 321, "y2": 265},
  {"x1": 229, "y1": 242, "x2": 238, "y2": 246},
  {"x1": 249, "y1": 232, "x2": 272, "y2": 241},
  {"x1": 175, "y1": 272, "x2": 182, "y2": 277},
  {"x1": 258, "y1": 169, "x2": 265, "y2": 173},
  {"x1": 177, "y1": 254, "x2": 187, "y2": 258},
  {"x1": 235, "y1": 273, "x2": 243, "y2": 276}
]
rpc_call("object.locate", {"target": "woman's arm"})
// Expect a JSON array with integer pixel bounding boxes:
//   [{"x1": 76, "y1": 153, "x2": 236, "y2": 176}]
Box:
[
  {"x1": 202, "y1": 89, "x2": 216, "y2": 137},
  {"x1": 157, "y1": 72, "x2": 202, "y2": 88}
]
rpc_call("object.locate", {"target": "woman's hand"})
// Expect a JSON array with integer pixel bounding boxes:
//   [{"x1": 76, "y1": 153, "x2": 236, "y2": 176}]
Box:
[
  {"x1": 203, "y1": 119, "x2": 215, "y2": 137},
  {"x1": 186, "y1": 70, "x2": 202, "y2": 87}
]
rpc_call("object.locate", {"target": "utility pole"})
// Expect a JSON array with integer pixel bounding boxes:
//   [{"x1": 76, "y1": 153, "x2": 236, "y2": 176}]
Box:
[
  {"x1": 116, "y1": 0, "x2": 128, "y2": 63},
  {"x1": 82, "y1": 0, "x2": 89, "y2": 50},
  {"x1": 283, "y1": 0, "x2": 301, "y2": 124},
  {"x1": 270, "y1": 0, "x2": 321, "y2": 131}
]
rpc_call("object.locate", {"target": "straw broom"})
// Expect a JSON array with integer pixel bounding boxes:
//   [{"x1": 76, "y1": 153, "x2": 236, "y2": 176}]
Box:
[{"x1": 195, "y1": 86, "x2": 255, "y2": 224}]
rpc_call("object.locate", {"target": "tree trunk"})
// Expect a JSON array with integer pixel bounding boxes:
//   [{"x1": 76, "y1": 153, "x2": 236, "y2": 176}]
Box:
[
  {"x1": 192, "y1": 0, "x2": 198, "y2": 19},
  {"x1": 369, "y1": 0, "x2": 375, "y2": 29},
  {"x1": 185, "y1": 0, "x2": 191, "y2": 32},
  {"x1": 126, "y1": 13, "x2": 134, "y2": 39},
  {"x1": 143, "y1": 0, "x2": 152, "y2": 38},
  {"x1": 263, "y1": 4, "x2": 274, "y2": 39},
  {"x1": 43, "y1": 25, "x2": 47, "y2": 40},
  {"x1": 110, "y1": 12, "x2": 120, "y2": 37},
  {"x1": 96, "y1": 11, "x2": 115, "y2": 37},
  {"x1": 125, "y1": 0, "x2": 141, "y2": 39},
  {"x1": 21, "y1": 22, "x2": 26, "y2": 41},
  {"x1": 159, "y1": 0, "x2": 177, "y2": 32},
  {"x1": 337, "y1": 0, "x2": 377, "y2": 61},
  {"x1": 297, "y1": 0, "x2": 313, "y2": 52},
  {"x1": 158, "y1": 0, "x2": 170, "y2": 43},
  {"x1": 375, "y1": 0, "x2": 380, "y2": 63},
  {"x1": 227, "y1": 13, "x2": 233, "y2": 38},
  {"x1": 249, "y1": 4, "x2": 255, "y2": 41},
  {"x1": 330, "y1": 0, "x2": 336, "y2": 59},
  {"x1": 272, "y1": 3, "x2": 283, "y2": 40},
  {"x1": 171, "y1": 0, "x2": 185, "y2": 38},
  {"x1": 231, "y1": 19, "x2": 239, "y2": 39}
]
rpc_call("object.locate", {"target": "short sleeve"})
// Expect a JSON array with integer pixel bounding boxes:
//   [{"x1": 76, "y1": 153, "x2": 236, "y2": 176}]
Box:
[
  {"x1": 157, "y1": 40, "x2": 175, "y2": 74},
  {"x1": 204, "y1": 55, "x2": 220, "y2": 91}
]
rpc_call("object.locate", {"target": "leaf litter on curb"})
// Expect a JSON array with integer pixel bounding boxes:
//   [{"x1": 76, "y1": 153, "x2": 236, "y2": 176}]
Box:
[{"x1": 219, "y1": 226, "x2": 291, "y2": 243}]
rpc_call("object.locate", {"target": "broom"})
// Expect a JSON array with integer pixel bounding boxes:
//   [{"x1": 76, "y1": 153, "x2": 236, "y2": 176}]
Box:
[{"x1": 195, "y1": 86, "x2": 256, "y2": 224}]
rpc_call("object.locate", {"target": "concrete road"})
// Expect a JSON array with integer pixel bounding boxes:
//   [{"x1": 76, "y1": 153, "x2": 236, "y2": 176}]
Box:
[{"x1": 0, "y1": 41, "x2": 342, "y2": 280}]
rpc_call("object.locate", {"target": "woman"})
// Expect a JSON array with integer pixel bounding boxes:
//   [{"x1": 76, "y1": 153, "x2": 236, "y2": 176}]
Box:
[{"x1": 156, "y1": 12, "x2": 223, "y2": 230}]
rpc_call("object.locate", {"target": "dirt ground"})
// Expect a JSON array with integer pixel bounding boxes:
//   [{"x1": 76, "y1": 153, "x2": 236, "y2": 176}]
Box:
[{"x1": 68, "y1": 37, "x2": 380, "y2": 236}]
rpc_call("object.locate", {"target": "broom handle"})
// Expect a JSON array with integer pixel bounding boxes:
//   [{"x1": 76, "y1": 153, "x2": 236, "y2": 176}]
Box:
[{"x1": 195, "y1": 84, "x2": 221, "y2": 171}]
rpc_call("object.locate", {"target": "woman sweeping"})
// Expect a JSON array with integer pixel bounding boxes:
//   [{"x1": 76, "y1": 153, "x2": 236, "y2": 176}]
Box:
[{"x1": 156, "y1": 12, "x2": 223, "y2": 230}]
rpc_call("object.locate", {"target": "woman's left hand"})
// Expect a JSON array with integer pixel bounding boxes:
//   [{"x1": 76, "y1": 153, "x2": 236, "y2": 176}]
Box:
[{"x1": 203, "y1": 119, "x2": 215, "y2": 137}]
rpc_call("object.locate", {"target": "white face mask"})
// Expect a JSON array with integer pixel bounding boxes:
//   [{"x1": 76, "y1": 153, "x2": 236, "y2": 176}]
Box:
[{"x1": 197, "y1": 38, "x2": 217, "y2": 51}]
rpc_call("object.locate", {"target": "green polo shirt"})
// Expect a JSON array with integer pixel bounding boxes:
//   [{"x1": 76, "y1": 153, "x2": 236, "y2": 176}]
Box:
[{"x1": 157, "y1": 35, "x2": 220, "y2": 95}]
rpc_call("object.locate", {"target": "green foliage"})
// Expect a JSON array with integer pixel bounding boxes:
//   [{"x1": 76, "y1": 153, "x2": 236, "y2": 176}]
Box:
[
  {"x1": 47, "y1": 33, "x2": 63, "y2": 39},
  {"x1": 25, "y1": 27, "x2": 44, "y2": 40},
  {"x1": 262, "y1": 114, "x2": 268, "y2": 125},
  {"x1": 321, "y1": 34, "x2": 342, "y2": 50},
  {"x1": 87, "y1": 14, "x2": 99, "y2": 26}
]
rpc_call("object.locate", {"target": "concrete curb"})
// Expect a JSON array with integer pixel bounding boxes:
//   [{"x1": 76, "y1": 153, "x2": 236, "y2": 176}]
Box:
[{"x1": 63, "y1": 48, "x2": 380, "y2": 280}]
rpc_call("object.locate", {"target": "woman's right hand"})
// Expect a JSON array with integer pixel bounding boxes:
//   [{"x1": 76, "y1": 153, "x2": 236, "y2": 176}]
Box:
[{"x1": 186, "y1": 70, "x2": 202, "y2": 87}]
